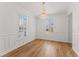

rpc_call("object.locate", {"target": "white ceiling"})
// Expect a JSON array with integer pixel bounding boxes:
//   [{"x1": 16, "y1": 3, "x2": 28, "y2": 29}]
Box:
[{"x1": 17, "y1": 2, "x2": 71, "y2": 16}]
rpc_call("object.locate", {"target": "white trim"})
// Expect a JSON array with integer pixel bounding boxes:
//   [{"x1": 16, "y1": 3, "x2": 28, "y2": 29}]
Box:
[
  {"x1": 36, "y1": 38, "x2": 71, "y2": 43},
  {"x1": 0, "y1": 38, "x2": 35, "y2": 56},
  {"x1": 0, "y1": 33, "x2": 35, "y2": 56},
  {"x1": 73, "y1": 47, "x2": 79, "y2": 56}
]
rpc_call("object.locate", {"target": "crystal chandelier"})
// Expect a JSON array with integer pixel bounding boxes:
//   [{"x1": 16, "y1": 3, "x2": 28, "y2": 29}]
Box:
[{"x1": 40, "y1": 2, "x2": 48, "y2": 19}]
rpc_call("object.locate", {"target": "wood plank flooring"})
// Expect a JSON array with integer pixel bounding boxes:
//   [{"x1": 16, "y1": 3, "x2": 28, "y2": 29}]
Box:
[{"x1": 3, "y1": 39, "x2": 78, "y2": 57}]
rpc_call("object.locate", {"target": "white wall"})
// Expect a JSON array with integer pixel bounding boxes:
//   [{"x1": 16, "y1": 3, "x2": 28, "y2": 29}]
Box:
[
  {"x1": 36, "y1": 13, "x2": 69, "y2": 42},
  {"x1": 71, "y1": 3, "x2": 79, "y2": 56},
  {"x1": 67, "y1": 2, "x2": 79, "y2": 56},
  {"x1": 68, "y1": 13, "x2": 72, "y2": 43},
  {"x1": 0, "y1": 3, "x2": 36, "y2": 56}
]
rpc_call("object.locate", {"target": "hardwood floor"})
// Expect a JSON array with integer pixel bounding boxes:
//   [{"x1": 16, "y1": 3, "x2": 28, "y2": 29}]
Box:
[{"x1": 3, "y1": 39, "x2": 78, "y2": 57}]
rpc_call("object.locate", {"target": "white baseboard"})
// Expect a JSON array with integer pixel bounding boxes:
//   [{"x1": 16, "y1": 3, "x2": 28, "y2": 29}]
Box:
[
  {"x1": 73, "y1": 47, "x2": 79, "y2": 56},
  {"x1": 36, "y1": 38, "x2": 71, "y2": 43}
]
